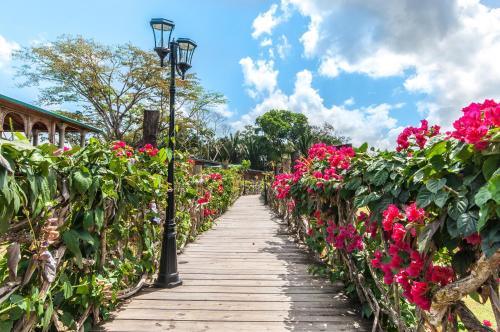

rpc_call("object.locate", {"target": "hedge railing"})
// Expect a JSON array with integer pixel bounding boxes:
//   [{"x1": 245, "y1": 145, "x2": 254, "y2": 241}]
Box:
[
  {"x1": 269, "y1": 100, "x2": 500, "y2": 331},
  {"x1": 0, "y1": 138, "x2": 243, "y2": 331}
]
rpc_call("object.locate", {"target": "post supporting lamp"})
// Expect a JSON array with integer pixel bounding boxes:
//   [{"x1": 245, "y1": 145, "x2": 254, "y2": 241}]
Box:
[{"x1": 150, "y1": 18, "x2": 197, "y2": 288}]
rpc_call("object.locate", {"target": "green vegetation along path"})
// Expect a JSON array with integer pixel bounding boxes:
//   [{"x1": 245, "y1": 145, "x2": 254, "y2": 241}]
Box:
[{"x1": 95, "y1": 194, "x2": 370, "y2": 331}]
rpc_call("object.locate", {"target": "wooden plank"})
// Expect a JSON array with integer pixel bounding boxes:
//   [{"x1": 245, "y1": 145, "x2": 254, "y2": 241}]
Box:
[{"x1": 93, "y1": 320, "x2": 369, "y2": 331}]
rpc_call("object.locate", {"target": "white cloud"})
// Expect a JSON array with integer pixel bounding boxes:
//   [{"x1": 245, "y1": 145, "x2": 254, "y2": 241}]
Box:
[
  {"x1": 234, "y1": 64, "x2": 400, "y2": 148},
  {"x1": 212, "y1": 103, "x2": 234, "y2": 118},
  {"x1": 239, "y1": 57, "x2": 279, "y2": 97},
  {"x1": 279, "y1": 0, "x2": 500, "y2": 125},
  {"x1": 260, "y1": 38, "x2": 273, "y2": 47},
  {"x1": 0, "y1": 35, "x2": 19, "y2": 69},
  {"x1": 252, "y1": 4, "x2": 282, "y2": 39},
  {"x1": 276, "y1": 35, "x2": 291, "y2": 59}
]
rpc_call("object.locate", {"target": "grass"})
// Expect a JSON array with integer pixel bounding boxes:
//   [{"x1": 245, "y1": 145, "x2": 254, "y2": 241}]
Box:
[{"x1": 465, "y1": 296, "x2": 497, "y2": 330}]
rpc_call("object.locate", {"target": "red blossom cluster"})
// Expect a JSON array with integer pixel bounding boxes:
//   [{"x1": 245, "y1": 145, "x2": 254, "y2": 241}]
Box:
[
  {"x1": 138, "y1": 143, "x2": 159, "y2": 157},
  {"x1": 396, "y1": 120, "x2": 440, "y2": 152},
  {"x1": 309, "y1": 211, "x2": 364, "y2": 253},
  {"x1": 197, "y1": 191, "x2": 211, "y2": 205},
  {"x1": 203, "y1": 208, "x2": 218, "y2": 217},
  {"x1": 447, "y1": 99, "x2": 500, "y2": 150},
  {"x1": 208, "y1": 173, "x2": 222, "y2": 181},
  {"x1": 111, "y1": 141, "x2": 134, "y2": 158},
  {"x1": 372, "y1": 203, "x2": 454, "y2": 310},
  {"x1": 296, "y1": 144, "x2": 355, "y2": 187},
  {"x1": 272, "y1": 173, "x2": 294, "y2": 199}
]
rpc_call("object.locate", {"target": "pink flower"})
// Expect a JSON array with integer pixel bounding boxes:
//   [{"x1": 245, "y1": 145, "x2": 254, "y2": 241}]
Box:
[
  {"x1": 391, "y1": 223, "x2": 406, "y2": 243},
  {"x1": 483, "y1": 320, "x2": 492, "y2": 327},
  {"x1": 382, "y1": 204, "x2": 402, "y2": 231},
  {"x1": 405, "y1": 203, "x2": 425, "y2": 223}
]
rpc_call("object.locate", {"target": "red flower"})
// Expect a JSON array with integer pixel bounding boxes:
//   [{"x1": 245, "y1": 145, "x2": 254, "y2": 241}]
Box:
[
  {"x1": 382, "y1": 204, "x2": 402, "y2": 231},
  {"x1": 405, "y1": 202, "x2": 425, "y2": 223},
  {"x1": 483, "y1": 320, "x2": 492, "y2": 327},
  {"x1": 464, "y1": 233, "x2": 481, "y2": 245},
  {"x1": 391, "y1": 223, "x2": 406, "y2": 243}
]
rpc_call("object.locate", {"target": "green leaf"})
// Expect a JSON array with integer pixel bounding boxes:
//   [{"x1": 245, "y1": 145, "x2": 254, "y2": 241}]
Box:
[
  {"x1": 418, "y1": 220, "x2": 442, "y2": 253},
  {"x1": 72, "y1": 171, "x2": 92, "y2": 194},
  {"x1": 456, "y1": 212, "x2": 478, "y2": 237},
  {"x1": 477, "y1": 204, "x2": 491, "y2": 232},
  {"x1": 62, "y1": 230, "x2": 82, "y2": 268},
  {"x1": 426, "y1": 178, "x2": 446, "y2": 194},
  {"x1": 83, "y1": 211, "x2": 94, "y2": 229},
  {"x1": 94, "y1": 207, "x2": 104, "y2": 230},
  {"x1": 357, "y1": 143, "x2": 368, "y2": 153},
  {"x1": 416, "y1": 188, "x2": 434, "y2": 208},
  {"x1": 434, "y1": 190, "x2": 449, "y2": 208},
  {"x1": 372, "y1": 170, "x2": 389, "y2": 186},
  {"x1": 62, "y1": 280, "x2": 73, "y2": 299},
  {"x1": 448, "y1": 197, "x2": 468, "y2": 220},
  {"x1": 344, "y1": 177, "x2": 361, "y2": 191},
  {"x1": 426, "y1": 140, "x2": 447, "y2": 159},
  {"x1": 474, "y1": 185, "x2": 492, "y2": 207},
  {"x1": 482, "y1": 155, "x2": 499, "y2": 180},
  {"x1": 488, "y1": 174, "x2": 500, "y2": 204},
  {"x1": 480, "y1": 222, "x2": 500, "y2": 257}
]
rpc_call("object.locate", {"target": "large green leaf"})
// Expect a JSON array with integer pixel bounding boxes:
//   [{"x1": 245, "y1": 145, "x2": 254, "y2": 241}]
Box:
[
  {"x1": 456, "y1": 212, "x2": 478, "y2": 237},
  {"x1": 482, "y1": 155, "x2": 499, "y2": 180},
  {"x1": 72, "y1": 171, "x2": 92, "y2": 194},
  {"x1": 426, "y1": 178, "x2": 446, "y2": 193},
  {"x1": 488, "y1": 174, "x2": 500, "y2": 204},
  {"x1": 480, "y1": 222, "x2": 500, "y2": 257},
  {"x1": 448, "y1": 197, "x2": 468, "y2": 220},
  {"x1": 372, "y1": 170, "x2": 389, "y2": 186},
  {"x1": 474, "y1": 185, "x2": 492, "y2": 207},
  {"x1": 416, "y1": 188, "x2": 434, "y2": 208},
  {"x1": 434, "y1": 189, "x2": 449, "y2": 208},
  {"x1": 62, "y1": 230, "x2": 82, "y2": 268},
  {"x1": 426, "y1": 140, "x2": 448, "y2": 159}
]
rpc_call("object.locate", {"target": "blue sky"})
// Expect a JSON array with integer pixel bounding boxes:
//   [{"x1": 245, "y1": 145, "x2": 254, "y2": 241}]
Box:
[{"x1": 1, "y1": 0, "x2": 500, "y2": 147}]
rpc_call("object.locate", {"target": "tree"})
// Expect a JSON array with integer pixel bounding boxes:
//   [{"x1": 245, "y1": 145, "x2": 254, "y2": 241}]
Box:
[
  {"x1": 255, "y1": 110, "x2": 308, "y2": 165},
  {"x1": 14, "y1": 36, "x2": 224, "y2": 143}
]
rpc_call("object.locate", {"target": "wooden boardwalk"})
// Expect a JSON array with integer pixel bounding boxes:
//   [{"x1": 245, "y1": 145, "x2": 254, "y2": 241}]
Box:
[{"x1": 95, "y1": 195, "x2": 369, "y2": 331}]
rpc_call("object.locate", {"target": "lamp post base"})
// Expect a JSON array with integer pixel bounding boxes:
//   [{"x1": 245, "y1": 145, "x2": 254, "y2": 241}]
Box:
[{"x1": 154, "y1": 275, "x2": 183, "y2": 288}]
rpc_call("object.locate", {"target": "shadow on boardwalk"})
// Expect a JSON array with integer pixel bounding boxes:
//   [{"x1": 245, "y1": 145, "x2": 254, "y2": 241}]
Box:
[{"x1": 94, "y1": 195, "x2": 370, "y2": 332}]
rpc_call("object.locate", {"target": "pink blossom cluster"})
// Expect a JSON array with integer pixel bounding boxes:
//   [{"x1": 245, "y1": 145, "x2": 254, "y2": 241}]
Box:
[
  {"x1": 396, "y1": 120, "x2": 440, "y2": 152},
  {"x1": 197, "y1": 191, "x2": 211, "y2": 205},
  {"x1": 372, "y1": 203, "x2": 454, "y2": 310},
  {"x1": 310, "y1": 211, "x2": 364, "y2": 253},
  {"x1": 293, "y1": 143, "x2": 355, "y2": 191},
  {"x1": 111, "y1": 141, "x2": 134, "y2": 158},
  {"x1": 208, "y1": 172, "x2": 222, "y2": 181},
  {"x1": 272, "y1": 173, "x2": 294, "y2": 199},
  {"x1": 447, "y1": 99, "x2": 500, "y2": 150},
  {"x1": 203, "y1": 208, "x2": 218, "y2": 217},
  {"x1": 138, "y1": 143, "x2": 159, "y2": 157}
]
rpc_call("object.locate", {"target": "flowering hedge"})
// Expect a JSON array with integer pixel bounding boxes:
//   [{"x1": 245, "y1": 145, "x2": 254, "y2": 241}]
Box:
[
  {"x1": 0, "y1": 138, "x2": 243, "y2": 331},
  {"x1": 270, "y1": 100, "x2": 500, "y2": 331}
]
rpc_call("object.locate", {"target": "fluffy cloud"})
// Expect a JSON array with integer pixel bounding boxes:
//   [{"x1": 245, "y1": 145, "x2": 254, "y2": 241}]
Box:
[
  {"x1": 251, "y1": 4, "x2": 283, "y2": 39},
  {"x1": 281, "y1": 0, "x2": 500, "y2": 125},
  {"x1": 235, "y1": 61, "x2": 400, "y2": 148},
  {"x1": 0, "y1": 35, "x2": 19, "y2": 69},
  {"x1": 239, "y1": 57, "x2": 278, "y2": 97}
]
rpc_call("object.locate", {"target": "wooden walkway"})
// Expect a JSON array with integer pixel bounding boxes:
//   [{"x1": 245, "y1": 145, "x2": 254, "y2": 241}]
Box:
[{"x1": 95, "y1": 195, "x2": 369, "y2": 331}]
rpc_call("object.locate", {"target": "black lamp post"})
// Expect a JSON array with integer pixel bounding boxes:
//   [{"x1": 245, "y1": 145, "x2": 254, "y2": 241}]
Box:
[{"x1": 150, "y1": 18, "x2": 197, "y2": 288}]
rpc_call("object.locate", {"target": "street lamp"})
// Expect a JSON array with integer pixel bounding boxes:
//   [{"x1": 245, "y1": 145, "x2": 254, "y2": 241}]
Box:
[{"x1": 150, "y1": 18, "x2": 196, "y2": 288}]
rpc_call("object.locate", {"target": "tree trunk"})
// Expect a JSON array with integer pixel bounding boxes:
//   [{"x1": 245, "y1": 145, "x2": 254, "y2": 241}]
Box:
[{"x1": 142, "y1": 109, "x2": 160, "y2": 147}]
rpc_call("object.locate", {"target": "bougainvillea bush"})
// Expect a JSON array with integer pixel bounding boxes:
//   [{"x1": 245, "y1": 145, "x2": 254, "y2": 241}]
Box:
[
  {"x1": 0, "y1": 138, "x2": 243, "y2": 331},
  {"x1": 270, "y1": 100, "x2": 500, "y2": 332}
]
